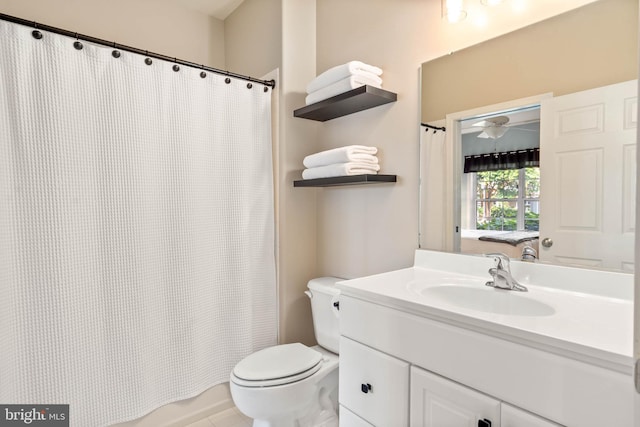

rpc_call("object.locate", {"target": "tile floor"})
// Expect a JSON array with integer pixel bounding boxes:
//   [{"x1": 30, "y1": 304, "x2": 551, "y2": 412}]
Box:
[{"x1": 185, "y1": 407, "x2": 252, "y2": 427}]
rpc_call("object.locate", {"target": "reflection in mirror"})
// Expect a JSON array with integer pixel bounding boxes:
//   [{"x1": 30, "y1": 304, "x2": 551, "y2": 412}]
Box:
[
  {"x1": 419, "y1": 0, "x2": 638, "y2": 272},
  {"x1": 460, "y1": 106, "x2": 541, "y2": 260}
]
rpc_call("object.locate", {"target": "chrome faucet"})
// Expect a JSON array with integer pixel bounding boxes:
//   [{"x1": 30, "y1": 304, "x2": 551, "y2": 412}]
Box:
[
  {"x1": 485, "y1": 253, "x2": 528, "y2": 292},
  {"x1": 521, "y1": 245, "x2": 537, "y2": 262}
]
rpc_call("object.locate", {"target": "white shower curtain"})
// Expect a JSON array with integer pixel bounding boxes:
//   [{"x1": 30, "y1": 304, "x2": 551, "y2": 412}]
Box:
[
  {"x1": 419, "y1": 125, "x2": 448, "y2": 250},
  {"x1": 0, "y1": 21, "x2": 277, "y2": 426}
]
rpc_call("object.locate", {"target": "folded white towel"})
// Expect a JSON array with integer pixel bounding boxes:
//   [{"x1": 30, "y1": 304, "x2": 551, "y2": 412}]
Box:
[
  {"x1": 306, "y1": 61, "x2": 383, "y2": 94},
  {"x1": 303, "y1": 145, "x2": 378, "y2": 168},
  {"x1": 307, "y1": 70, "x2": 381, "y2": 94},
  {"x1": 305, "y1": 75, "x2": 382, "y2": 105},
  {"x1": 302, "y1": 162, "x2": 381, "y2": 180}
]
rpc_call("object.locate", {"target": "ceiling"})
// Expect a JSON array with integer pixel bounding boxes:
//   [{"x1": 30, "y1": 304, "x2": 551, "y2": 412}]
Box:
[{"x1": 174, "y1": 0, "x2": 245, "y2": 20}]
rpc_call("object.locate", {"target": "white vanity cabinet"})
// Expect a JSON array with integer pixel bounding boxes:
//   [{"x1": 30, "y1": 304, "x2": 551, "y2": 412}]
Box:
[
  {"x1": 410, "y1": 366, "x2": 561, "y2": 427},
  {"x1": 337, "y1": 291, "x2": 632, "y2": 427},
  {"x1": 410, "y1": 366, "x2": 500, "y2": 426},
  {"x1": 501, "y1": 404, "x2": 562, "y2": 427},
  {"x1": 339, "y1": 406, "x2": 375, "y2": 427},
  {"x1": 338, "y1": 336, "x2": 409, "y2": 426}
]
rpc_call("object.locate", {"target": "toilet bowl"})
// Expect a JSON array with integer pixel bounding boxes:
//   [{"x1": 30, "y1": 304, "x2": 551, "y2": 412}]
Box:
[{"x1": 230, "y1": 277, "x2": 342, "y2": 427}]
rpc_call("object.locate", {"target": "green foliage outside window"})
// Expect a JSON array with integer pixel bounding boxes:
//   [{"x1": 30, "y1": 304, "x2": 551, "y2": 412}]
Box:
[{"x1": 475, "y1": 168, "x2": 539, "y2": 231}]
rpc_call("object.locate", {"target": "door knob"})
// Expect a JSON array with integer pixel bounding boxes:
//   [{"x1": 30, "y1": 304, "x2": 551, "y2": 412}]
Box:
[{"x1": 541, "y1": 238, "x2": 553, "y2": 248}]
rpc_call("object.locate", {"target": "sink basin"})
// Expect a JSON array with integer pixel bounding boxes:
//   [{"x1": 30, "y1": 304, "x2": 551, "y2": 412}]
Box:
[{"x1": 408, "y1": 280, "x2": 555, "y2": 317}]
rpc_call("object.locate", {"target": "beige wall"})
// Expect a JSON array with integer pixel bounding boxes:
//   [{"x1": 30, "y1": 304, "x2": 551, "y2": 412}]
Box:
[
  {"x1": 276, "y1": 0, "x2": 319, "y2": 346},
  {"x1": 0, "y1": 0, "x2": 225, "y2": 68},
  {"x1": 421, "y1": 0, "x2": 638, "y2": 122},
  {"x1": 314, "y1": 0, "x2": 607, "y2": 279},
  {"x1": 315, "y1": 0, "x2": 429, "y2": 279},
  {"x1": 226, "y1": 0, "x2": 319, "y2": 346},
  {"x1": 224, "y1": 0, "x2": 281, "y2": 78}
]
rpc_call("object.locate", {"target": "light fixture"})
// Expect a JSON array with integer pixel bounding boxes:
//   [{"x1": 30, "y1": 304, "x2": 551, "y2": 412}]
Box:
[
  {"x1": 442, "y1": 0, "x2": 467, "y2": 23},
  {"x1": 481, "y1": 0, "x2": 504, "y2": 6},
  {"x1": 473, "y1": 116, "x2": 510, "y2": 139},
  {"x1": 482, "y1": 126, "x2": 509, "y2": 139}
]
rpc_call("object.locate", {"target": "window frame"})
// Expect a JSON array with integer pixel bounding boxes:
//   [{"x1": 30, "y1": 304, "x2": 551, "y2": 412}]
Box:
[{"x1": 470, "y1": 168, "x2": 539, "y2": 231}]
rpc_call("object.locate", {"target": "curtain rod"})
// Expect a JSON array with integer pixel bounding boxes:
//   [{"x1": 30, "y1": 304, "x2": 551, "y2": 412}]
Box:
[
  {"x1": 0, "y1": 12, "x2": 276, "y2": 89},
  {"x1": 421, "y1": 123, "x2": 446, "y2": 132},
  {"x1": 465, "y1": 148, "x2": 539, "y2": 158}
]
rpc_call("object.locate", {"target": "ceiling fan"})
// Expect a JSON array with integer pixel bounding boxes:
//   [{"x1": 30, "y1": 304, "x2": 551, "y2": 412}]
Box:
[
  {"x1": 472, "y1": 115, "x2": 510, "y2": 139},
  {"x1": 471, "y1": 115, "x2": 539, "y2": 139}
]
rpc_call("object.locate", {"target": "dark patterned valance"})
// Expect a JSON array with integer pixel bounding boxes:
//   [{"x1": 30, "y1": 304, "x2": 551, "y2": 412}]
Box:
[{"x1": 464, "y1": 148, "x2": 539, "y2": 173}]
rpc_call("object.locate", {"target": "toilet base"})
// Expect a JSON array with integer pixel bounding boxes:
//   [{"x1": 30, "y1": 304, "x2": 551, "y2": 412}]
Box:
[
  {"x1": 244, "y1": 378, "x2": 338, "y2": 427},
  {"x1": 249, "y1": 387, "x2": 338, "y2": 427},
  {"x1": 231, "y1": 346, "x2": 339, "y2": 427}
]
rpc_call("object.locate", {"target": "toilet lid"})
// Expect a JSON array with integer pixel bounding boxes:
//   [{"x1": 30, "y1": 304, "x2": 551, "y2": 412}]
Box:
[{"x1": 232, "y1": 343, "x2": 323, "y2": 382}]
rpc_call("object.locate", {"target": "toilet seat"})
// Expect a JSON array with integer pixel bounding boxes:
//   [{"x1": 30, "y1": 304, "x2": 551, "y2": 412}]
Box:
[{"x1": 231, "y1": 343, "x2": 324, "y2": 388}]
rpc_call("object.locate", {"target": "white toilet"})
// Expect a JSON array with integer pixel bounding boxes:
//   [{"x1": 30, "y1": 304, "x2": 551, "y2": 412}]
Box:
[{"x1": 230, "y1": 277, "x2": 342, "y2": 427}]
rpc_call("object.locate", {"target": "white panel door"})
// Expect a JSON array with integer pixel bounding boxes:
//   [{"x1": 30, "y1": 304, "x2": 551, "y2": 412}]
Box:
[
  {"x1": 410, "y1": 366, "x2": 500, "y2": 427},
  {"x1": 539, "y1": 79, "x2": 637, "y2": 271}
]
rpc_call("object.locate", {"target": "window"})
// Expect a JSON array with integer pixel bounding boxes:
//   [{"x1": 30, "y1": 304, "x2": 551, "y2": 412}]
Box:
[{"x1": 472, "y1": 167, "x2": 539, "y2": 231}]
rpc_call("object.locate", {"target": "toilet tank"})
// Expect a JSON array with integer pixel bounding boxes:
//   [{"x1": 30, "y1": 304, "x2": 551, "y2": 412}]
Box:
[{"x1": 306, "y1": 277, "x2": 342, "y2": 354}]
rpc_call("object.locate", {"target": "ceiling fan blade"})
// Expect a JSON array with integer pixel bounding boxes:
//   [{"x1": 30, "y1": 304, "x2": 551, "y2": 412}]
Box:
[
  {"x1": 472, "y1": 115, "x2": 510, "y2": 128},
  {"x1": 510, "y1": 127, "x2": 539, "y2": 133},
  {"x1": 472, "y1": 120, "x2": 491, "y2": 127}
]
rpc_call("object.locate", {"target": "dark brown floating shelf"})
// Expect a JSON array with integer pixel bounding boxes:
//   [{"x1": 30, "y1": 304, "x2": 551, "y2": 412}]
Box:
[
  {"x1": 293, "y1": 174, "x2": 397, "y2": 187},
  {"x1": 293, "y1": 86, "x2": 397, "y2": 122}
]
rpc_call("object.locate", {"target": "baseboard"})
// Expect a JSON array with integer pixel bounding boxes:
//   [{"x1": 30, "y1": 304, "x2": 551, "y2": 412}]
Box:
[{"x1": 112, "y1": 383, "x2": 233, "y2": 427}]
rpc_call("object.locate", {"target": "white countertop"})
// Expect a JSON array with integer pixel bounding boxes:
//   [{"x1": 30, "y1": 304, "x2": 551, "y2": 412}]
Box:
[{"x1": 336, "y1": 250, "x2": 633, "y2": 374}]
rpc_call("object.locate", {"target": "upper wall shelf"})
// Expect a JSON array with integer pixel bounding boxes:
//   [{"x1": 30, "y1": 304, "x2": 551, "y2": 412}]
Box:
[
  {"x1": 293, "y1": 85, "x2": 397, "y2": 122},
  {"x1": 293, "y1": 174, "x2": 397, "y2": 187}
]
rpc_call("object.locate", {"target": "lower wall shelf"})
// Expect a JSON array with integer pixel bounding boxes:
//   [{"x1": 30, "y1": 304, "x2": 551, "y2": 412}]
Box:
[{"x1": 293, "y1": 174, "x2": 397, "y2": 187}]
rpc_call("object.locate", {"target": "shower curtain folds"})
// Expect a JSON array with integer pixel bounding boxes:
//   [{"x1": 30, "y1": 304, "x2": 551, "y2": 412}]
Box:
[{"x1": 0, "y1": 20, "x2": 277, "y2": 427}]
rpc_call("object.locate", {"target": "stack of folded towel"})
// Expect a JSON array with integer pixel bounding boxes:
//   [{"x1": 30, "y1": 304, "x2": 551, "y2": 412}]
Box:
[
  {"x1": 302, "y1": 145, "x2": 380, "y2": 180},
  {"x1": 305, "y1": 61, "x2": 383, "y2": 105}
]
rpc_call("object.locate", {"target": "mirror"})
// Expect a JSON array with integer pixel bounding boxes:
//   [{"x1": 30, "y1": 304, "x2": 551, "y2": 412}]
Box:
[{"x1": 419, "y1": 0, "x2": 638, "y2": 272}]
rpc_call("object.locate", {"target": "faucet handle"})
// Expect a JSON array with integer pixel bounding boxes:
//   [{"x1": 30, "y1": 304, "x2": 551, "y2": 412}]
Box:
[{"x1": 485, "y1": 253, "x2": 511, "y2": 271}]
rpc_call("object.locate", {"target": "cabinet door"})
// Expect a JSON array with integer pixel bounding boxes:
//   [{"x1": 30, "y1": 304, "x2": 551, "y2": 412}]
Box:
[
  {"x1": 339, "y1": 405, "x2": 375, "y2": 427},
  {"x1": 339, "y1": 336, "x2": 409, "y2": 426},
  {"x1": 501, "y1": 404, "x2": 563, "y2": 427},
  {"x1": 410, "y1": 366, "x2": 500, "y2": 427}
]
